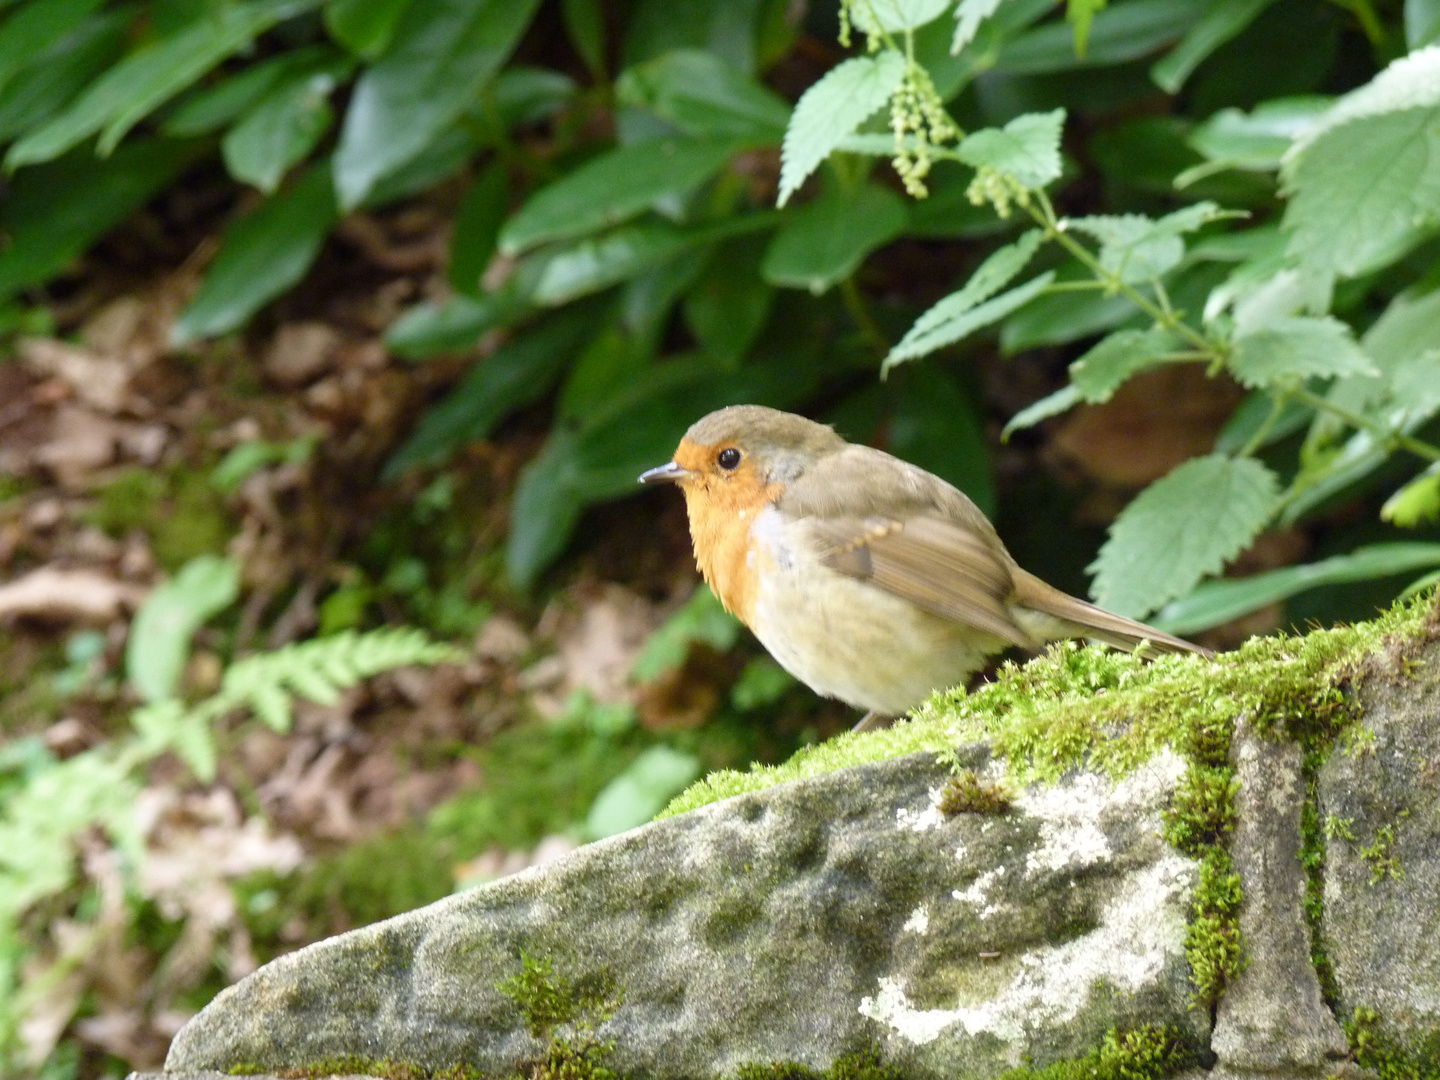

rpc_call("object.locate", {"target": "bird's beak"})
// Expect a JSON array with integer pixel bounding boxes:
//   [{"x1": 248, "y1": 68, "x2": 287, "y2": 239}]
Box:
[{"x1": 638, "y1": 461, "x2": 693, "y2": 485}]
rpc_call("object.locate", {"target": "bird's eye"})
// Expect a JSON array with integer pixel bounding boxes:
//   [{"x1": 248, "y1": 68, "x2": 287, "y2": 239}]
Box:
[{"x1": 717, "y1": 448, "x2": 742, "y2": 471}]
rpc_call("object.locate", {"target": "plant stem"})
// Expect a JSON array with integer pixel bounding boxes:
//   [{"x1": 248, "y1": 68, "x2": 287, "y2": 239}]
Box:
[
  {"x1": 1288, "y1": 386, "x2": 1440, "y2": 464},
  {"x1": 840, "y1": 275, "x2": 890, "y2": 359}
]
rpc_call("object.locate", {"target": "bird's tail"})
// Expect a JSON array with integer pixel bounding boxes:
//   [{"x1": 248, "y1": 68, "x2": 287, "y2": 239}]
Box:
[{"x1": 1010, "y1": 569, "x2": 1213, "y2": 660}]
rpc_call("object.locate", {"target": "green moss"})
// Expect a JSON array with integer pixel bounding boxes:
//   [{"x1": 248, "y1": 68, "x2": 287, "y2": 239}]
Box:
[
  {"x1": 1299, "y1": 747, "x2": 1339, "y2": 1007},
  {"x1": 1359, "y1": 817, "x2": 1407, "y2": 883},
  {"x1": 1181, "y1": 848, "x2": 1245, "y2": 1008},
  {"x1": 84, "y1": 465, "x2": 232, "y2": 571},
  {"x1": 937, "y1": 769, "x2": 1013, "y2": 815},
  {"x1": 733, "y1": 1043, "x2": 901, "y2": 1079},
  {"x1": 990, "y1": 1024, "x2": 1191, "y2": 1080},
  {"x1": 233, "y1": 1055, "x2": 487, "y2": 1079},
  {"x1": 1346, "y1": 1007, "x2": 1440, "y2": 1080},
  {"x1": 496, "y1": 952, "x2": 622, "y2": 1080},
  {"x1": 664, "y1": 593, "x2": 1435, "y2": 819}
]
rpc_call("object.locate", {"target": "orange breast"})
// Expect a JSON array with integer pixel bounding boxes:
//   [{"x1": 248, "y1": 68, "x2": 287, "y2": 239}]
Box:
[{"x1": 678, "y1": 464, "x2": 781, "y2": 626}]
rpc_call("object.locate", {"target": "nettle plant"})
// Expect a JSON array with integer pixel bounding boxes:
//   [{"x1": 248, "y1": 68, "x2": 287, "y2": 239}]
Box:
[{"x1": 787, "y1": 0, "x2": 1440, "y2": 631}]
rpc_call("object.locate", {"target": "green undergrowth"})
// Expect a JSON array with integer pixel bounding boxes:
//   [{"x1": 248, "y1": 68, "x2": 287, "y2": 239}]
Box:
[
  {"x1": 660, "y1": 592, "x2": 1437, "y2": 817},
  {"x1": 1346, "y1": 1007, "x2": 1440, "y2": 1080},
  {"x1": 992, "y1": 1024, "x2": 1192, "y2": 1080}
]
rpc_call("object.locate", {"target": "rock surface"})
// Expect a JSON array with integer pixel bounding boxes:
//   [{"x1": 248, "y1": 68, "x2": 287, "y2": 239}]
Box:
[
  {"x1": 1320, "y1": 649, "x2": 1440, "y2": 1043},
  {"x1": 165, "y1": 745, "x2": 1203, "y2": 1078}
]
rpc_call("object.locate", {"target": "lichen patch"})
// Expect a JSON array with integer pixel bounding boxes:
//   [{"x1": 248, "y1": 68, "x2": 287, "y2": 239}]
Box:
[{"x1": 862, "y1": 853, "x2": 1195, "y2": 1049}]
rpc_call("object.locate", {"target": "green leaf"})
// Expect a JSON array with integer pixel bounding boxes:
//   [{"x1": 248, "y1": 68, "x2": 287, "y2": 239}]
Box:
[
  {"x1": 1002, "y1": 384, "x2": 1083, "y2": 438},
  {"x1": 886, "y1": 272, "x2": 1056, "y2": 373},
  {"x1": 957, "y1": 109, "x2": 1065, "y2": 189},
  {"x1": 851, "y1": 0, "x2": 953, "y2": 33},
  {"x1": 1070, "y1": 327, "x2": 1182, "y2": 402},
  {"x1": 615, "y1": 49, "x2": 790, "y2": 143},
  {"x1": 997, "y1": 0, "x2": 1196, "y2": 73},
  {"x1": 888, "y1": 230, "x2": 1044, "y2": 367},
  {"x1": 1091, "y1": 454, "x2": 1280, "y2": 618},
  {"x1": 162, "y1": 46, "x2": 338, "y2": 136},
  {"x1": 499, "y1": 136, "x2": 742, "y2": 255},
  {"x1": 584, "y1": 745, "x2": 703, "y2": 840},
  {"x1": 631, "y1": 586, "x2": 740, "y2": 683},
  {"x1": 324, "y1": 0, "x2": 413, "y2": 59},
  {"x1": 1067, "y1": 202, "x2": 1229, "y2": 283},
  {"x1": 6, "y1": 0, "x2": 310, "y2": 168},
  {"x1": 1407, "y1": 0, "x2": 1440, "y2": 47},
  {"x1": 487, "y1": 66, "x2": 577, "y2": 130},
  {"x1": 684, "y1": 236, "x2": 774, "y2": 365},
  {"x1": 1382, "y1": 466, "x2": 1440, "y2": 528},
  {"x1": 384, "y1": 304, "x2": 600, "y2": 477},
  {"x1": 385, "y1": 288, "x2": 534, "y2": 359},
  {"x1": 1067, "y1": 0, "x2": 1107, "y2": 55},
  {"x1": 125, "y1": 555, "x2": 241, "y2": 703},
  {"x1": 953, "y1": 0, "x2": 1007, "y2": 52},
  {"x1": 0, "y1": 9, "x2": 129, "y2": 144},
  {"x1": 1281, "y1": 48, "x2": 1440, "y2": 283},
  {"x1": 622, "y1": 0, "x2": 766, "y2": 74},
  {"x1": 1150, "y1": 0, "x2": 1277, "y2": 94},
  {"x1": 777, "y1": 51, "x2": 905, "y2": 207},
  {"x1": 174, "y1": 165, "x2": 337, "y2": 344},
  {"x1": 1228, "y1": 316, "x2": 1376, "y2": 389},
  {"x1": 0, "y1": 139, "x2": 195, "y2": 297},
  {"x1": 761, "y1": 182, "x2": 907, "y2": 294},
  {"x1": 0, "y1": 0, "x2": 105, "y2": 98},
  {"x1": 222, "y1": 66, "x2": 343, "y2": 192},
  {"x1": 561, "y1": 0, "x2": 606, "y2": 79},
  {"x1": 132, "y1": 700, "x2": 218, "y2": 781},
  {"x1": 333, "y1": 0, "x2": 541, "y2": 209},
  {"x1": 1181, "y1": 96, "x2": 1331, "y2": 183},
  {"x1": 448, "y1": 162, "x2": 509, "y2": 296},
  {"x1": 528, "y1": 216, "x2": 775, "y2": 308},
  {"x1": 1153, "y1": 543, "x2": 1440, "y2": 635},
  {"x1": 889, "y1": 365, "x2": 998, "y2": 515}
]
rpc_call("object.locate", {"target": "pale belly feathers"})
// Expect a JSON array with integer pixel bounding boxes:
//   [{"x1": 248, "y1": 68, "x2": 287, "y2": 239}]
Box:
[{"x1": 744, "y1": 505, "x2": 1008, "y2": 716}]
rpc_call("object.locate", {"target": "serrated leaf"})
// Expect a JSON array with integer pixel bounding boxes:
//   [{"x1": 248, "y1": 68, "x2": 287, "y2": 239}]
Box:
[
  {"x1": 957, "y1": 109, "x2": 1065, "y2": 188},
  {"x1": 1002, "y1": 384, "x2": 1082, "y2": 438},
  {"x1": 125, "y1": 556, "x2": 241, "y2": 703},
  {"x1": 249, "y1": 682, "x2": 293, "y2": 732},
  {"x1": 1281, "y1": 47, "x2": 1440, "y2": 283},
  {"x1": 615, "y1": 49, "x2": 790, "y2": 143},
  {"x1": 777, "y1": 51, "x2": 905, "y2": 207},
  {"x1": 762, "y1": 182, "x2": 907, "y2": 294},
  {"x1": 1180, "y1": 97, "x2": 1331, "y2": 187},
  {"x1": 333, "y1": 0, "x2": 541, "y2": 209},
  {"x1": 1091, "y1": 454, "x2": 1280, "y2": 618},
  {"x1": 1154, "y1": 542, "x2": 1440, "y2": 634},
  {"x1": 499, "y1": 137, "x2": 741, "y2": 255},
  {"x1": 1228, "y1": 316, "x2": 1376, "y2": 388},
  {"x1": 174, "y1": 165, "x2": 337, "y2": 343},
  {"x1": 1070, "y1": 327, "x2": 1182, "y2": 402},
  {"x1": 953, "y1": 0, "x2": 1006, "y2": 51},
  {"x1": 1382, "y1": 466, "x2": 1440, "y2": 527},
  {"x1": 1150, "y1": 0, "x2": 1277, "y2": 93},
  {"x1": 884, "y1": 271, "x2": 1055, "y2": 372},
  {"x1": 1067, "y1": 202, "x2": 1227, "y2": 283},
  {"x1": 888, "y1": 230, "x2": 1043, "y2": 366},
  {"x1": 852, "y1": 0, "x2": 954, "y2": 34}
]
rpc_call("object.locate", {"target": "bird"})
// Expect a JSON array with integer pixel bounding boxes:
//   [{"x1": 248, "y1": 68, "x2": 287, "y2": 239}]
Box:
[{"x1": 639, "y1": 404, "x2": 1211, "y2": 731}]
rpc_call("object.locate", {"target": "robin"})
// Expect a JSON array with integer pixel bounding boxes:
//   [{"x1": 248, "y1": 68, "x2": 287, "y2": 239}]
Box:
[{"x1": 639, "y1": 405, "x2": 1211, "y2": 731}]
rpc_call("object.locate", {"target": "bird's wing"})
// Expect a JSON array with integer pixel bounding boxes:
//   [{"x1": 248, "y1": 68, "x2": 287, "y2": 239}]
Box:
[{"x1": 809, "y1": 514, "x2": 1037, "y2": 649}]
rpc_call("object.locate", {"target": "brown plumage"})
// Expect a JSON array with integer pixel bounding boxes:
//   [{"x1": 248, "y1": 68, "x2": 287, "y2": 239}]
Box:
[{"x1": 641, "y1": 405, "x2": 1210, "y2": 727}]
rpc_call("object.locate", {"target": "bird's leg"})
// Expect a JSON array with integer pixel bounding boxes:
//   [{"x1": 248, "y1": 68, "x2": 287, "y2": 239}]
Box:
[{"x1": 852, "y1": 710, "x2": 895, "y2": 733}]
